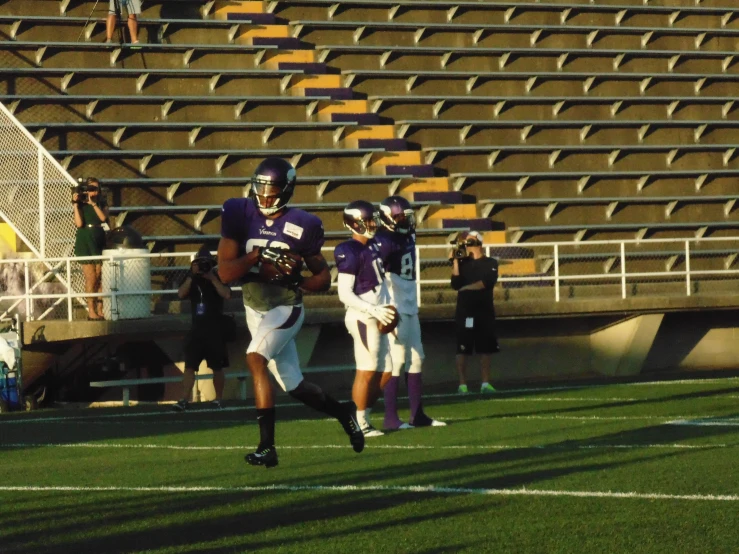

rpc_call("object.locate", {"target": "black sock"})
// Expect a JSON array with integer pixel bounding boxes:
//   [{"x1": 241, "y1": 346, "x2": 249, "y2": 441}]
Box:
[
  {"x1": 256, "y1": 407, "x2": 276, "y2": 450},
  {"x1": 289, "y1": 388, "x2": 345, "y2": 420}
]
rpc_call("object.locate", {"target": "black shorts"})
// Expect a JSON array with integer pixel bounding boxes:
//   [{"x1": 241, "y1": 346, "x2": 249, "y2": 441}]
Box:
[
  {"x1": 184, "y1": 329, "x2": 228, "y2": 371},
  {"x1": 456, "y1": 313, "x2": 499, "y2": 355}
]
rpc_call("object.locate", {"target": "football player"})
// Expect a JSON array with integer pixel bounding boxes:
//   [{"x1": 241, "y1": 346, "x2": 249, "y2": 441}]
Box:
[
  {"x1": 377, "y1": 196, "x2": 446, "y2": 429},
  {"x1": 335, "y1": 200, "x2": 397, "y2": 437},
  {"x1": 217, "y1": 157, "x2": 364, "y2": 468}
]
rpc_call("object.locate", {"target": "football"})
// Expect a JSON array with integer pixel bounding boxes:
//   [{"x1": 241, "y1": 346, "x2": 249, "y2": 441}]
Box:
[
  {"x1": 258, "y1": 251, "x2": 303, "y2": 285},
  {"x1": 377, "y1": 305, "x2": 400, "y2": 335}
]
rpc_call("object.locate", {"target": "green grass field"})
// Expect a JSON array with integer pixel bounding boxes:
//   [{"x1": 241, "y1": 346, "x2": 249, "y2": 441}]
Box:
[{"x1": 2, "y1": 376, "x2": 739, "y2": 553}]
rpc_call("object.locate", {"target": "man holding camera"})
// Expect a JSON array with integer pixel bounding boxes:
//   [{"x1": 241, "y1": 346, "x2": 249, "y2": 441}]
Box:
[
  {"x1": 73, "y1": 178, "x2": 108, "y2": 320},
  {"x1": 173, "y1": 246, "x2": 231, "y2": 411},
  {"x1": 450, "y1": 231, "x2": 499, "y2": 394}
]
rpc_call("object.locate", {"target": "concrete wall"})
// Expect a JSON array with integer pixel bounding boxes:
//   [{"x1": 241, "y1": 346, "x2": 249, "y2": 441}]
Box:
[{"x1": 149, "y1": 309, "x2": 739, "y2": 401}]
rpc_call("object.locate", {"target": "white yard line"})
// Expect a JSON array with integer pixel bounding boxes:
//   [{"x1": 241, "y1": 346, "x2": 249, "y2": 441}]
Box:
[
  {"x1": 0, "y1": 483, "x2": 737, "y2": 502},
  {"x1": 669, "y1": 419, "x2": 739, "y2": 427},
  {"x1": 0, "y1": 442, "x2": 730, "y2": 451}
]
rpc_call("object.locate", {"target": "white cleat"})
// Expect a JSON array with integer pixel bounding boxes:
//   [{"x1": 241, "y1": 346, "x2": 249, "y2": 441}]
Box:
[
  {"x1": 361, "y1": 424, "x2": 385, "y2": 437},
  {"x1": 398, "y1": 423, "x2": 413, "y2": 430},
  {"x1": 430, "y1": 419, "x2": 447, "y2": 427}
]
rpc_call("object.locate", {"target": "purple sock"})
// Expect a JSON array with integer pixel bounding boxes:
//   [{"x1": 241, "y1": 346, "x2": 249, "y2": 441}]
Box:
[
  {"x1": 407, "y1": 372, "x2": 424, "y2": 424},
  {"x1": 383, "y1": 376, "x2": 403, "y2": 429}
]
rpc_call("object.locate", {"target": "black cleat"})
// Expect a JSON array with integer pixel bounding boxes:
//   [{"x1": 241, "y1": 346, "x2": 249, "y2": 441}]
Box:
[
  {"x1": 172, "y1": 399, "x2": 188, "y2": 412},
  {"x1": 340, "y1": 401, "x2": 365, "y2": 453},
  {"x1": 245, "y1": 446, "x2": 278, "y2": 468}
]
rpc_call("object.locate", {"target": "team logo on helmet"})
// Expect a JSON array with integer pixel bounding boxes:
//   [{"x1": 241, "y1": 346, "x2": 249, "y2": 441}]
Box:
[
  {"x1": 343, "y1": 200, "x2": 379, "y2": 238},
  {"x1": 379, "y1": 195, "x2": 416, "y2": 235}
]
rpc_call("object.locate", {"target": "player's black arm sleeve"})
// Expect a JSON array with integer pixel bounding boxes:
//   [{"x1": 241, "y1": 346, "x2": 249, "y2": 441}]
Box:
[{"x1": 301, "y1": 253, "x2": 331, "y2": 293}]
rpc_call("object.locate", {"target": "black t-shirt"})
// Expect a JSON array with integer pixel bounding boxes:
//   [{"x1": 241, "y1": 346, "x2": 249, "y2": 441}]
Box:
[
  {"x1": 185, "y1": 275, "x2": 224, "y2": 330},
  {"x1": 451, "y1": 256, "x2": 499, "y2": 318}
]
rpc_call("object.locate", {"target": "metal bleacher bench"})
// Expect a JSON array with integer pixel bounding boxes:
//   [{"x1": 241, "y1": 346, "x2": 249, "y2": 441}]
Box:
[
  {"x1": 89, "y1": 372, "x2": 250, "y2": 406},
  {"x1": 90, "y1": 365, "x2": 356, "y2": 406}
]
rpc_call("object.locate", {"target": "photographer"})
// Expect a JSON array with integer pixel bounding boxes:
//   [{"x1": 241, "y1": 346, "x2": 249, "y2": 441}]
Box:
[
  {"x1": 73, "y1": 178, "x2": 108, "y2": 320},
  {"x1": 173, "y1": 246, "x2": 231, "y2": 411},
  {"x1": 450, "y1": 231, "x2": 499, "y2": 395}
]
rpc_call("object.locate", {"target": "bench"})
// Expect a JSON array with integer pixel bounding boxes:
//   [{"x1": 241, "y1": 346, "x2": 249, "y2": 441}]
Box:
[
  {"x1": 368, "y1": 95, "x2": 735, "y2": 119},
  {"x1": 0, "y1": 94, "x2": 333, "y2": 120},
  {"x1": 90, "y1": 371, "x2": 250, "y2": 406},
  {"x1": 0, "y1": 67, "x2": 310, "y2": 95},
  {"x1": 108, "y1": 200, "x2": 438, "y2": 230},
  {"x1": 0, "y1": 40, "x2": 277, "y2": 66},
  {"x1": 48, "y1": 147, "x2": 386, "y2": 174},
  {"x1": 507, "y1": 221, "x2": 739, "y2": 243},
  {"x1": 98, "y1": 174, "x2": 414, "y2": 201},
  {"x1": 290, "y1": 18, "x2": 739, "y2": 47},
  {"x1": 314, "y1": 43, "x2": 739, "y2": 70},
  {"x1": 478, "y1": 195, "x2": 739, "y2": 221},
  {"x1": 344, "y1": 70, "x2": 739, "y2": 94},
  {"x1": 421, "y1": 143, "x2": 739, "y2": 169},
  {"x1": 450, "y1": 169, "x2": 739, "y2": 194}
]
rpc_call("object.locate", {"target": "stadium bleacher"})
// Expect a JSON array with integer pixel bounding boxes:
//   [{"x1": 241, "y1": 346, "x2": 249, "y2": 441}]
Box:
[{"x1": 1, "y1": 0, "x2": 737, "y2": 298}]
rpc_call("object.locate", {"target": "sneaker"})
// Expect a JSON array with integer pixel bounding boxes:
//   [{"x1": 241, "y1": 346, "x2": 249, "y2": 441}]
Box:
[
  {"x1": 411, "y1": 414, "x2": 447, "y2": 428},
  {"x1": 339, "y1": 401, "x2": 365, "y2": 453},
  {"x1": 457, "y1": 384, "x2": 469, "y2": 395},
  {"x1": 385, "y1": 421, "x2": 413, "y2": 430},
  {"x1": 130, "y1": 41, "x2": 142, "y2": 50},
  {"x1": 481, "y1": 383, "x2": 496, "y2": 394},
  {"x1": 245, "y1": 445, "x2": 278, "y2": 468},
  {"x1": 172, "y1": 399, "x2": 188, "y2": 412},
  {"x1": 361, "y1": 423, "x2": 384, "y2": 438},
  {"x1": 210, "y1": 400, "x2": 222, "y2": 410}
]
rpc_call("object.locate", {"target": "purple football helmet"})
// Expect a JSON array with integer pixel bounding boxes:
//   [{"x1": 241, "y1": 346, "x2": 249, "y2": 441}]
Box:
[
  {"x1": 343, "y1": 200, "x2": 379, "y2": 238},
  {"x1": 250, "y1": 157, "x2": 297, "y2": 215},
  {"x1": 379, "y1": 195, "x2": 416, "y2": 234}
]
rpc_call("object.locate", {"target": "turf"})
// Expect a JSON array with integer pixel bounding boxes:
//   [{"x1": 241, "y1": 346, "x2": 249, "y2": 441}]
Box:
[{"x1": 2, "y1": 377, "x2": 739, "y2": 553}]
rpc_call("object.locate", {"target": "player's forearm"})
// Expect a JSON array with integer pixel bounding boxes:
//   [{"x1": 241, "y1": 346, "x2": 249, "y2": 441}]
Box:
[
  {"x1": 300, "y1": 269, "x2": 331, "y2": 293},
  {"x1": 218, "y1": 251, "x2": 258, "y2": 283}
]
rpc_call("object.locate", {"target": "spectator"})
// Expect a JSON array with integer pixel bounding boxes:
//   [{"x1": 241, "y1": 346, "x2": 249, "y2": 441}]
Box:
[
  {"x1": 173, "y1": 246, "x2": 232, "y2": 410},
  {"x1": 73, "y1": 178, "x2": 108, "y2": 320},
  {"x1": 450, "y1": 231, "x2": 500, "y2": 394},
  {"x1": 106, "y1": 0, "x2": 142, "y2": 48}
]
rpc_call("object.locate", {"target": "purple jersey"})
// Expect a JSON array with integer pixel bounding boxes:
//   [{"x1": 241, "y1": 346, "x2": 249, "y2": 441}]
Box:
[
  {"x1": 334, "y1": 238, "x2": 385, "y2": 296},
  {"x1": 375, "y1": 228, "x2": 416, "y2": 281},
  {"x1": 221, "y1": 198, "x2": 324, "y2": 311}
]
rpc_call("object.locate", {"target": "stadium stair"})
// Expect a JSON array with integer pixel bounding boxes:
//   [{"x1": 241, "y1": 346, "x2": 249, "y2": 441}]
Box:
[{"x1": 213, "y1": 0, "x2": 538, "y2": 277}]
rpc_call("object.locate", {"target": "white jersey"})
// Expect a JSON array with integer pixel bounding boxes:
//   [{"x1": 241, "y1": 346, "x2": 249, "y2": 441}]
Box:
[
  {"x1": 376, "y1": 228, "x2": 419, "y2": 316},
  {"x1": 386, "y1": 272, "x2": 418, "y2": 316}
]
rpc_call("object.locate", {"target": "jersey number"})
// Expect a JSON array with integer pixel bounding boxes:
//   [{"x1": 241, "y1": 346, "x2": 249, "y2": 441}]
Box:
[
  {"x1": 372, "y1": 257, "x2": 385, "y2": 284},
  {"x1": 400, "y1": 252, "x2": 414, "y2": 280}
]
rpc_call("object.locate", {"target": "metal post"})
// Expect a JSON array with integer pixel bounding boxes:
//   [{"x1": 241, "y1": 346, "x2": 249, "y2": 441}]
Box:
[
  {"x1": 23, "y1": 260, "x2": 31, "y2": 321},
  {"x1": 37, "y1": 149, "x2": 46, "y2": 257},
  {"x1": 66, "y1": 258, "x2": 73, "y2": 321},
  {"x1": 553, "y1": 244, "x2": 560, "y2": 302},
  {"x1": 685, "y1": 240, "x2": 691, "y2": 296},
  {"x1": 415, "y1": 246, "x2": 422, "y2": 307},
  {"x1": 620, "y1": 242, "x2": 627, "y2": 299},
  {"x1": 240, "y1": 377, "x2": 247, "y2": 400}
]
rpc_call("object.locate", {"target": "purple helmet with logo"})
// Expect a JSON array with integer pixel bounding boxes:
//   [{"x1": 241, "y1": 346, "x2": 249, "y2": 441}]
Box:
[
  {"x1": 343, "y1": 200, "x2": 379, "y2": 238},
  {"x1": 379, "y1": 195, "x2": 416, "y2": 234},
  {"x1": 250, "y1": 157, "x2": 297, "y2": 215}
]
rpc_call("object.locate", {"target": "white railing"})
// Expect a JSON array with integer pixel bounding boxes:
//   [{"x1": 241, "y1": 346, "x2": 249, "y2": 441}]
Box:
[{"x1": 1, "y1": 236, "x2": 738, "y2": 321}]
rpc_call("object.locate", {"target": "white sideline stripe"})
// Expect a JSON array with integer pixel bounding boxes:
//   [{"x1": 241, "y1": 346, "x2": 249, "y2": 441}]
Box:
[
  {"x1": 669, "y1": 419, "x2": 739, "y2": 427},
  {"x1": 4, "y1": 414, "x2": 726, "y2": 425},
  {"x1": 0, "y1": 484, "x2": 738, "y2": 502},
  {"x1": 0, "y1": 442, "x2": 730, "y2": 451}
]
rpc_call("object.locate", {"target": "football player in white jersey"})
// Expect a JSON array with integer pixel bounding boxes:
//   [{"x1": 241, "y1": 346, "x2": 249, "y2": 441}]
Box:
[
  {"x1": 218, "y1": 157, "x2": 364, "y2": 468},
  {"x1": 335, "y1": 200, "x2": 398, "y2": 437},
  {"x1": 377, "y1": 196, "x2": 445, "y2": 429}
]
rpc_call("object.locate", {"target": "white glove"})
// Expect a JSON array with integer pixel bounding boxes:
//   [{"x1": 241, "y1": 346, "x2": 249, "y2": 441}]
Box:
[{"x1": 369, "y1": 305, "x2": 395, "y2": 326}]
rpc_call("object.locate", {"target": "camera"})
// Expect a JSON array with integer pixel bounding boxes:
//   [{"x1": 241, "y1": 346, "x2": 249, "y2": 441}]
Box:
[
  {"x1": 194, "y1": 258, "x2": 215, "y2": 274},
  {"x1": 73, "y1": 178, "x2": 99, "y2": 204},
  {"x1": 453, "y1": 243, "x2": 468, "y2": 260}
]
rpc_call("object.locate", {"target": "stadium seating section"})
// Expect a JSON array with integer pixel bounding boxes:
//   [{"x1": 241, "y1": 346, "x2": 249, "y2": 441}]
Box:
[{"x1": 1, "y1": 0, "x2": 738, "y2": 305}]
